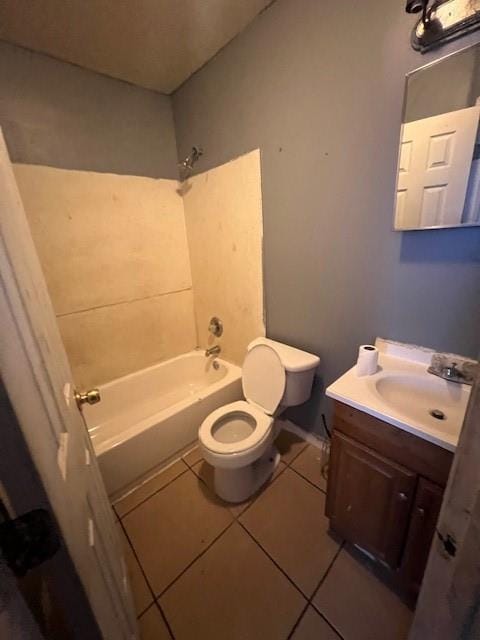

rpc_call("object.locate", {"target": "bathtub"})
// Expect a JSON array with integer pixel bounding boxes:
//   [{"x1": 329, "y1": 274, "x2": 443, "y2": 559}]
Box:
[{"x1": 83, "y1": 351, "x2": 242, "y2": 498}]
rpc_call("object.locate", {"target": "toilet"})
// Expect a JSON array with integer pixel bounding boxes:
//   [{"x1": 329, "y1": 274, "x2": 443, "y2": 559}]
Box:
[{"x1": 199, "y1": 337, "x2": 320, "y2": 503}]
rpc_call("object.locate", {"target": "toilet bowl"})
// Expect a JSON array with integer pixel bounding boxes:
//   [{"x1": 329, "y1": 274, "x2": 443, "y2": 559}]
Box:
[{"x1": 199, "y1": 338, "x2": 320, "y2": 503}]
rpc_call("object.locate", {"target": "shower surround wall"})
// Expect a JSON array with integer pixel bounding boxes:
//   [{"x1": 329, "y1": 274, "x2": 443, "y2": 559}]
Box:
[
  {"x1": 13, "y1": 165, "x2": 196, "y2": 387},
  {"x1": 183, "y1": 149, "x2": 265, "y2": 365},
  {"x1": 13, "y1": 154, "x2": 265, "y2": 386}
]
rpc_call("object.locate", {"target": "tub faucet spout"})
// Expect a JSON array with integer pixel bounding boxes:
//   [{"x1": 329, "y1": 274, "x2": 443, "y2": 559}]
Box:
[{"x1": 205, "y1": 345, "x2": 221, "y2": 357}]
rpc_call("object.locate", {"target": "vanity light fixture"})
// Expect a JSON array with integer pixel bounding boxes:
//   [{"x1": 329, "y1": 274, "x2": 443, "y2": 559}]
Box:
[
  {"x1": 405, "y1": 0, "x2": 429, "y2": 24},
  {"x1": 406, "y1": 0, "x2": 480, "y2": 52}
]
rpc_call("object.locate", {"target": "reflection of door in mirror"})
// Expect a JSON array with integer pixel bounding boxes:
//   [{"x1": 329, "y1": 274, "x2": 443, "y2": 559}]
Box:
[{"x1": 395, "y1": 106, "x2": 480, "y2": 229}]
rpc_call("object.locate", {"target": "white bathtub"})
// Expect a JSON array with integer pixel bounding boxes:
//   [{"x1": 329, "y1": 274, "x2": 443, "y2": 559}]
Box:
[{"x1": 83, "y1": 351, "x2": 242, "y2": 498}]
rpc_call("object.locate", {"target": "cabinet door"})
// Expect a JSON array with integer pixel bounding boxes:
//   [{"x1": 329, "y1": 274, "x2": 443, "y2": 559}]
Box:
[
  {"x1": 327, "y1": 431, "x2": 416, "y2": 568},
  {"x1": 400, "y1": 478, "x2": 443, "y2": 594}
]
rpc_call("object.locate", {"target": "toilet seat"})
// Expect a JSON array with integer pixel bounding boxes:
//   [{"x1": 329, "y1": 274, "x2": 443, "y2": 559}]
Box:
[
  {"x1": 200, "y1": 344, "x2": 286, "y2": 458},
  {"x1": 199, "y1": 400, "x2": 274, "y2": 455},
  {"x1": 242, "y1": 344, "x2": 285, "y2": 415}
]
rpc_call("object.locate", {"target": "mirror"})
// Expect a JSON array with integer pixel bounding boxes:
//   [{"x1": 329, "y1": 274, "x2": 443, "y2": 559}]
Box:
[{"x1": 394, "y1": 43, "x2": 480, "y2": 230}]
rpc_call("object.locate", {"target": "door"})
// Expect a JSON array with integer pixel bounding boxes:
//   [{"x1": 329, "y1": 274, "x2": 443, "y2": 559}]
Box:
[
  {"x1": 409, "y1": 371, "x2": 480, "y2": 639},
  {"x1": 395, "y1": 106, "x2": 480, "y2": 228},
  {"x1": 400, "y1": 478, "x2": 443, "y2": 595},
  {"x1": 328, "y1": 431, "x2": 416, "y2": 568},
  {"x1": 0, "y1": 130, "x2": 137, "y2": 639}
]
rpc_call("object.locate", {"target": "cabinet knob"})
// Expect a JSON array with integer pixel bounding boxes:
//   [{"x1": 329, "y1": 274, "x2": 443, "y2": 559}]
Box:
[
  {"x1": 417, "y1": 507, "x2": 425, "y2": 517},
  {"x1": 398, "y1": 492, "x2": 408, "y2": 502}
]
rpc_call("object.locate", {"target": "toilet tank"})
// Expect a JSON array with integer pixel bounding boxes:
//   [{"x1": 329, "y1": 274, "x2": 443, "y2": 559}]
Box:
[{"x1": 247, "y1": 338, "x2": 320, "y2": 407}]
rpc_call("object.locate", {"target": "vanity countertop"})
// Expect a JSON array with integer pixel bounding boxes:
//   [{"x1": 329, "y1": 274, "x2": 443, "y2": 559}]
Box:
[{"x1": 326, "y1": 350, "x2": 471, "y2": 452}]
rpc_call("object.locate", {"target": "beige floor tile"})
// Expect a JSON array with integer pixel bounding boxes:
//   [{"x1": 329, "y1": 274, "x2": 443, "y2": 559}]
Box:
[
  {"x1": 138, "y1": 604, "x2": 171, "y2": 640},
  {"x1": 291, "y1": 444, "x2": 328, "y2": 492},
  {"x1": 240, "y1": 468, "x2": 340, "y2": 596},
  {"x1": 160, "y1": 522, "x2": 306, "y2": 640},
  {"x1": 123, "y1": 470, "x2": 233, "y2": 596},
  {"x1": 291, "y1": 607, "x2": 340, "y2": 640},
  {"x1": 182, "y1": 445, "x2": 203, "y2": 467},
  {"x1": 230, "y1": 461, "x2": 287, "y2": 517},
  {"x1": 313, "y1": 548, "x2": 413, "y2": 640},
  {"x1": 191, "y1": 458, "x2": 287, "y2": 517},
  {"x1": 115, "y1": 460, "x2": 188, "y2": 518},
  {"x1": 275, "y1": 429, "x2": 307, "y2": 464},
  {"x1": 117, "y1": 525, "x2": 152, "y2": 616}
]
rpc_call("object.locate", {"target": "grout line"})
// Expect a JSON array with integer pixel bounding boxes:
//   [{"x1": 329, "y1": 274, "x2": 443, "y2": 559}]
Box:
[
  {"x1": 136, "y1": 601, "x2": 154, "y2": 619},
  {"x1": 286, "y1": 543, "x2": 345, "y2": 640},
  {"x1": 312, "y1": 610, "x2": 345, "y2": 640},
  {"x1": 156, "y1": 520, "x2": 236, "y2": 599},
  {"x1": 119, "y1": 466, "x2": 234, "y2": 629},
  {"x1": 117, "y1": 519, "x2": 159, "y2": 618},
  {"x1": 233, "y1": 462, "x2": 287, "y2": 519},
  {"x1": 181, "y1": 451, "x2": 203, "y2": 469},
  {"x1": 56, "y1": 287, "x2": 192, "y2": 317},
  {"x1": 284, "y1": 443, "x2": 309, "y2": 466},
  {"x1": 137, "y1": 601, "x2": 175, "y2": 640},
  {"x1": 286, "y1": 602, "x2": 310, "y2": 640},
  {"x1": 120, "y1": 441, "x2": 344, "y2": 638},
  {"x1": 288, "y1": 464, "x2": 327, "y2": 496},
  {"x1": 153, "y1": 600, "x2": 175, "y2": 640},
  {"x1": 237, "y1": 476, "x2": 345, "y2": 640},
  {"x1": 150, "y1": 460, "x2": 292, "y2": 603},
  {"x1": 188, "y1": 453, "x2": 288, "y2": 521},
  {"x1": 236, "y1": 520, "x2": 309, "y2": 601},
  {"x1": 117, "y1": 467, "x2": 190, "y2": 520},
  {"x1": 310, "y1": 542, "x2": 344, "y2": 602},
  {"x1": 309, "y1": 543, "x2": 346, "y2": 640},
  {"x1": 119, "y1": 439, "x2": 317, "y2": 629}
]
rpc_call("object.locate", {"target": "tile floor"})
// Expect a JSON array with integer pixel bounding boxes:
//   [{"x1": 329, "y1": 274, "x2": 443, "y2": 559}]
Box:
[{"x1": 114, "y1": 431, "x2": 413, "y2": 640}]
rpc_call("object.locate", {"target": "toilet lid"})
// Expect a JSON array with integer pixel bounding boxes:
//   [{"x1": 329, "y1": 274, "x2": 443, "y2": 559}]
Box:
[{"x1": 242, "y1": 344, "x2": 286, "y2": 415}]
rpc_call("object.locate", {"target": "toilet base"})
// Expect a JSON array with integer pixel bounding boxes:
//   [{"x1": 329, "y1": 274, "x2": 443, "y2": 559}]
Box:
[{"x1": 213, "y1": 445, "x2": 280, "y2": 503}]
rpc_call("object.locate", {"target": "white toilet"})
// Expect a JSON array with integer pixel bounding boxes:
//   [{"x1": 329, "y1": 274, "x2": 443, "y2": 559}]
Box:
[{"x1": 199, "y1": 337, "x2": 320, "y2": 503}]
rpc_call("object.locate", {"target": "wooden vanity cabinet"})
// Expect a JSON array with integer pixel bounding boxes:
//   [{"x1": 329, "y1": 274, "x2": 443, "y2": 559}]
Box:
[
  {"x1": 326, "y1": 401, "x2": 453, "y2": 596},
  {"x1": 399, "y1": 478, "x2": 444, "y2": 593},
  {"x1": 328, "y1": 431, "x2": 416, "y2": 569}
]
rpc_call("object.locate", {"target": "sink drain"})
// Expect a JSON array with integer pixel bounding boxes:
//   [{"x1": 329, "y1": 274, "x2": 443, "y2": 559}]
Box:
[{"x1": 430, "y1": 408, "x2": 446, "y2": 420}]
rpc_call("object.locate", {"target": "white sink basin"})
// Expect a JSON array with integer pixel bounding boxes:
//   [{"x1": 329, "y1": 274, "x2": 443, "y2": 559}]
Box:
[
  {"x1": 372, "y1": 373, "x2": 469, "y2": 438},
  {"x1": 326, "y1": 349, "x2": 472, "y2": 451}
]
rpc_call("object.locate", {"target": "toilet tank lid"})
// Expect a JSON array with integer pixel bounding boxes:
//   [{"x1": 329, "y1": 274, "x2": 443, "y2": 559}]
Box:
[{"x1": 247, "y1": 338, "x2": 320, "y2": 372}]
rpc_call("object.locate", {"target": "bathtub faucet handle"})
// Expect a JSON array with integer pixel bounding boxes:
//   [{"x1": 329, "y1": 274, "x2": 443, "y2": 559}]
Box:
[{"x1": 208, "y1": 317, "x2": 223, "y2": 338}]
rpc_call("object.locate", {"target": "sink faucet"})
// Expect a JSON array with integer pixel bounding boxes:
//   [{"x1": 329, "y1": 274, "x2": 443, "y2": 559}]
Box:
[
  {"x1": 427, "y1": 356, "x2": 476, "y2": 386},
  {"x1": 205, "y1": 345, "x2": 221, "y2": 358},
  {"x1": 441, "y1": 362, "x2": 464, "y2": 382}
]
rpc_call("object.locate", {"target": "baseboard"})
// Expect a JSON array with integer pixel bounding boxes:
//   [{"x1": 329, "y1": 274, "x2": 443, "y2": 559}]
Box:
[{"x1": 277, "y1": 418, "x2": 326, "y2": 450}]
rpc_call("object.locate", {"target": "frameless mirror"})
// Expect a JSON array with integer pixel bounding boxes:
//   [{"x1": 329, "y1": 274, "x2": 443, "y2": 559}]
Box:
[{"x1": 394, "y1": 43, "x2": 480, "y2": 230}]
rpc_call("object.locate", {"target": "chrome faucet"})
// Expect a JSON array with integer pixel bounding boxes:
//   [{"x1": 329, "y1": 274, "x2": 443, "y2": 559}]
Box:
[
  {"x1": 205, "y1": 345, "x2": 221, "y2": 358},
  {"x1": 441, "y1": 362, "x2": 463, "y2": 382}
]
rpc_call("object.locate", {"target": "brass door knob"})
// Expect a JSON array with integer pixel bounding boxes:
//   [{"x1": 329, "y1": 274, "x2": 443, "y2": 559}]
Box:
[{"x1": 75, "y1": 389, "x2": 101, "y2": 410}]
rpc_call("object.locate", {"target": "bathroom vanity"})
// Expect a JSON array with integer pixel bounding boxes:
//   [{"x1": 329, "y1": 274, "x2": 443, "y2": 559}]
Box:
[
  {"x1": 325, "y1": 340, "x2": 473, "y2": 598},
  {"x1": 326, "y1": 401, "x2": 452, "y2": 596}
]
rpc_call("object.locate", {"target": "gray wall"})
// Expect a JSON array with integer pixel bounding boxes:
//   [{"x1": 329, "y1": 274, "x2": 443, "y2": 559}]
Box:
[
  {"x1": 0, "y1": 41, "x2": 178, "y2": 178},
  {"x1": 173, "y1": 0, "x2": 480, "y2": 433}
]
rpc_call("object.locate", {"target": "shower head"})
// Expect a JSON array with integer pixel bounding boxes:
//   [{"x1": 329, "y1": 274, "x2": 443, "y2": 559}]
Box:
[{"x1": 178, "y1": 146, "x2": 203, "y2": 180}]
